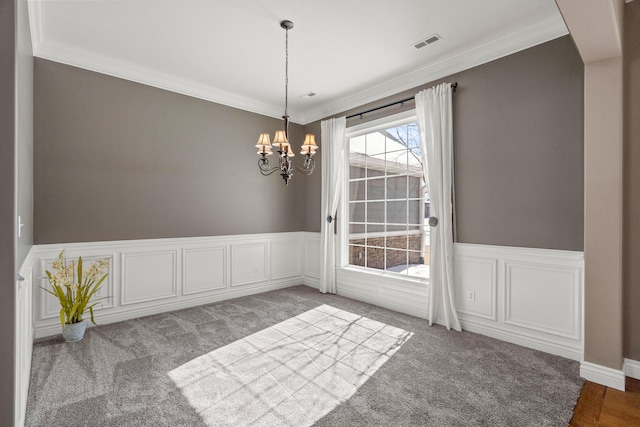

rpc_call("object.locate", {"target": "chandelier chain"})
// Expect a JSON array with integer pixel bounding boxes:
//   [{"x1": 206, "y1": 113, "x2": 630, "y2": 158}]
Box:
[
  {"x1": 256, "y1": 20, "x2": 317, "y2": 186},
  {"x1": 284, "y1": 26, "x2": 289, "y2": 117}
]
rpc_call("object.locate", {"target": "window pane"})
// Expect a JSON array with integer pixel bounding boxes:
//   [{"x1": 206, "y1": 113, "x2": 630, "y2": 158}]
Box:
[
  {"x1": 408, "y1": 236, "x2": 422, "y2": 253},
  {"x1": 366, "y1": 224, "x2": 385, "y2": 234},
  {"x1": 367, "y1": 167, "x2": 385, "y2": 178},
  {"x1": 350, "y1": 135, "x2": 367, "y2": 155},
  {"x1": 367, "y1": 201, "x2": 385, "y2": 223},
  {"x1": 408, "y1": 200, "x2": 421, "y2": 224},
  {"x1": 408, "y1": 176, "x2": 422, "y2": 197},
  {"x1": 350, "y1": 165, "x2": 365, "y2": 180},
  {"x1": 387, "y1": 201, "x2": 407, "y2": 224},
  {"x1": 350, "y1": 180, "x2": 366, "y2": 201},
  {"x1": 349, "y1": 202, "x2": 365, "y2": 223},
  {"x1": 386, "y1": 235, "x2": 408, "y2": 250},
  {"x1": 366, "y1": 246, "x2": 385, "y2": 270},
  {"x1": 367, "y1": 178, "x2": 385, "y2": 200},
  {"x1": 386, "y1": 149, "x2": 409, "y2": 175},
  {"x1": 349, "y1": 223, "x2": 365, "y2": 234},
  {"x1": 365, "y1": 132, "x2": 386, "y2": 157},
  {"x1": 386, "y1": 175, "x2": 407, "y2": 200},
  {"x1": 349, "y1": 245, "x2": 366, "y2": 267},
  {"x1": 385, "y1": 249, "x2": 408, "y2": 271}
]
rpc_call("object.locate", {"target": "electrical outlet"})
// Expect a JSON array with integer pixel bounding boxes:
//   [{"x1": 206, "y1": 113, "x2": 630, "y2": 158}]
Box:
[
  {"x1": 467, "y1": 291, "x2": 475, "y2": 302},
  {"x1": 254, "y1": 266, "x2": 260, "y2": 274}
]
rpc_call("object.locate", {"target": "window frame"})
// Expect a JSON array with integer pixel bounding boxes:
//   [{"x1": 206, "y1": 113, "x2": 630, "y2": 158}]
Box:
[{"x1": 338, "y1": 109, "x2": 428, "y2": 285}]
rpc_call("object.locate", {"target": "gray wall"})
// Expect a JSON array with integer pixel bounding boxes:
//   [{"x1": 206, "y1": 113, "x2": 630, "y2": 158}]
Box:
[
  {"x1": 35, "y1": 59, "x2": 310, "y2": 243},
  {"x1": 17, "y1": 0, "x2": 33, "y2": 267},
  {"x1": 303, "y1": 120, "x2": 322, "y2": 232},
  {"x1": 624, "y1": 1, "x2": 640, "y2": 361},
  {"x1": 308, "y1": 36, "x2": 584, "y2": 251},
  {"x1": 35, "y1": 36, "x2": 583, "y2": 252},
  {"x1": 0, "y1": 0, "x2": 16, "y2": 423}
]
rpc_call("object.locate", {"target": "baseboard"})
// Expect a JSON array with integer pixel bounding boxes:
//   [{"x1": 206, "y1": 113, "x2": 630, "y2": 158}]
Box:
[
  {"x1": 624, "y1": 358, "x2": 640, "y2": 380},
  {"x1": 580, "y1": 361, "x2": 626, "y2": 391},
  {"x1": 302, "y1": 276, "x2": 320, "y2": 290},
  {"x1": 461, "y1": 320, "x2": 583, "y2": 361},
  {"x1": 337, "y1": 287, "x2": 428, "y2": 320}
]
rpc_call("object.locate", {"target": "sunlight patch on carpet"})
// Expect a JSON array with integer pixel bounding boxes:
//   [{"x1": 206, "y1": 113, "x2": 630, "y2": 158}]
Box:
[{"x1": 168, "y1": 304, "x2": 413, "y2": 426}]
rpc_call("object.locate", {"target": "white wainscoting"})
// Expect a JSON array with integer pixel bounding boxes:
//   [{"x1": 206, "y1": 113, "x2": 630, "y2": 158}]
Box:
[
  {"x1": 302, "y1": 232, "x2": 321, "y2": 289},
  {"x1": 455, "y1": 243, "x2": 584, "y2": 361},
  {"x1": 15, "y1": 248, "x2": 35, "y2": 427},
  {"x1": 332, "y1": 240, "x2": 584, "y2": 361},
  {"x1": 33, "y1": 232, "x2": 319, "y2": 338},
  {"x1": 337, "y1": 267, "x2": 429, "y2": 319}
]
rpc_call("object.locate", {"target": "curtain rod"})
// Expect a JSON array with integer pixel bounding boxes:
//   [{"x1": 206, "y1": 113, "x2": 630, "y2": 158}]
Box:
[{"x1": 346, "y1": 82, "x2": 458, "y2": 120}]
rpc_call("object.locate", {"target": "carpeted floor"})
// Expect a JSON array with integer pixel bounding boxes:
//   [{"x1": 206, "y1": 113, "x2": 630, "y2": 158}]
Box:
[{"x1": 25, "y1": 285, "x2": 583, "y2": 426}]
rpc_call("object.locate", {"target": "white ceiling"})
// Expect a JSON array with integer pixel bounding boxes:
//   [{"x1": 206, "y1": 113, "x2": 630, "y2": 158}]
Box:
[{"x1": 28, "y1": 0, "x2": 568, "y2": 124}]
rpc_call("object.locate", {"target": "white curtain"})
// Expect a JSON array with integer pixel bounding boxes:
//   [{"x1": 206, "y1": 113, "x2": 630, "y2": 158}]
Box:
[
  {"x1": 319, "y1": 116, "x2": 347, "y2": 294},
  {"x1": 416, "y1": 83, "x2": 461, "y2": 331}
]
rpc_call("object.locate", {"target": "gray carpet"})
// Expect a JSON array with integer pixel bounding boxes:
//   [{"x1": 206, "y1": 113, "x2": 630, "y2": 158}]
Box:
[{"x1": 25, "y1": 285, "x2": 583, "y2": 426}]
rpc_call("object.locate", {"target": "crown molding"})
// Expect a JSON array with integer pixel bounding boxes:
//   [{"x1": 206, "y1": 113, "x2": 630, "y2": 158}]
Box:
[
  {"x1": 27, "y1": 0, "x2": 286, "y2": 120},
  {"x1": 297, "y1": 15, "x2": 568, "y2": 124},
  {"x1": 34, "y1": 40, "x2": 287, "y2": 120},
  {"x1": 28, "y1": 0, "x2": 567, "y2": 126},
  {"x1": 27, "y1": 0, "x2": 43, "y2": 49}
]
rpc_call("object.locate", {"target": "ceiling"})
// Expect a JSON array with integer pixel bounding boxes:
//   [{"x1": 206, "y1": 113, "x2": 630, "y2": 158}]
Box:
[{"x1": 27, "y1": 0, "x2": 568, "y2": 125}]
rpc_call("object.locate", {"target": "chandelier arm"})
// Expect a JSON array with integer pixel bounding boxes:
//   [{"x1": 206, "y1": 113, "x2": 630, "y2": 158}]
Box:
[
  {"x1": 258, "y1": 158, "x2": 282, "y2": 176},
  {"x1": 292, "y1": 157, "x2": 316, "y2": 175},
  {"x1": 291, "y1": 166, "x2": 313, "y2": 176},
  {"x1": 259, "y1": 167, "x2": 281, "y2": 176}
]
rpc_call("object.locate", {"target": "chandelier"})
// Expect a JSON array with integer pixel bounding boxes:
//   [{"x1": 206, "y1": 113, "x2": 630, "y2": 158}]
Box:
[{"x1": 256, "y1": 20, "x2": 318, "y2": 185}]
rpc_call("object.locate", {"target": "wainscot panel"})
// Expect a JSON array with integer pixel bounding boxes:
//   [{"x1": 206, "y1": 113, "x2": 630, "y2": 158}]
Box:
[
  {"x1": 302, "y1": 232, "x2": 321, "y2": 289},
  {"x1": 270, "y1": 239, "x2": 302, "y2": 280},
  {"x1": 328, "y1": 237, "x2": 584, "y2": 361},
  {"x1": 32, "y1": 232, "x2": 313, "y2": 338},
  {"x1": 231, "y1": 242, "x2": 268, "y2": 287},
  {"x1": 16, "y1": 248, "x2": 35, "y2": 427},
  {"x1": 455, "y1": 243, "x2": 584, "y2": 361},
  {"x1": 121, "y1": 250, "x2": 177, "y2": 305},
  {"x1": 182, "y1": 246, "x2": 227, "y2": 295}
]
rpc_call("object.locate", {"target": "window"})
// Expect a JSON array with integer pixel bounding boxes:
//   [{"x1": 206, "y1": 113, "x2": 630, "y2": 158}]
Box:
[{"x1": 346, "y1": 114, "x2": 429, "y2": 279}]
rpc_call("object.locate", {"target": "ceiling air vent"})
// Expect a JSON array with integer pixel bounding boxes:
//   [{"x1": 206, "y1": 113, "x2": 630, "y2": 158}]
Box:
[{"x1": 412, "y1": 34, "x2": 442, "y2": 50}]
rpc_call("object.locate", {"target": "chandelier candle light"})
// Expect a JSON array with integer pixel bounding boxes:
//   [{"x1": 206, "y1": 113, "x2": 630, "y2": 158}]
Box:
[{"x1": 256, "y1": 20, "x2": 318, "y2": 185}]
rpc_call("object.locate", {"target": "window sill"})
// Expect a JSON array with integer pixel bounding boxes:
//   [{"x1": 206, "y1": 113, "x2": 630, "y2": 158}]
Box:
[{"x1": 339, "y1": 265, "x2": 429, "y2": 287}]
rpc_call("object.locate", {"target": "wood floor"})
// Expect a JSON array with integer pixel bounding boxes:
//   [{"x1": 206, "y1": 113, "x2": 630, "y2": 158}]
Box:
[{"x1": 570, "y1": 377, "x2": 640, "y2": 426}]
